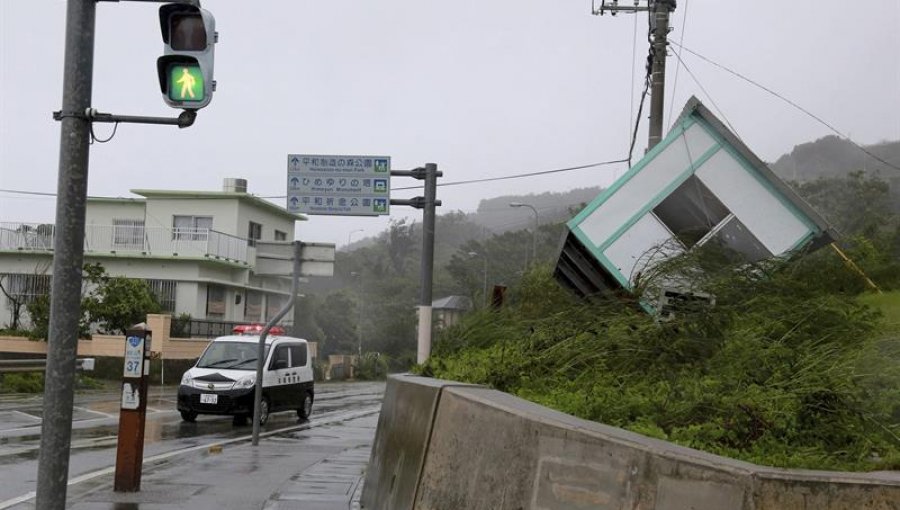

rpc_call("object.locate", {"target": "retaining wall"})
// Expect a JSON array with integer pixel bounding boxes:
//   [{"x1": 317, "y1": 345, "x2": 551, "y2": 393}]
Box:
[{"x1": 362, "y1": 375, "x2": 900, "y2": 510}]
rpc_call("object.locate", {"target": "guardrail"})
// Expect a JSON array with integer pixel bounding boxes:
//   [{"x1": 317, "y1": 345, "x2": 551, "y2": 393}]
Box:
[{"x1": 0, "y1": 358, "x2": 95, "y2": 373}]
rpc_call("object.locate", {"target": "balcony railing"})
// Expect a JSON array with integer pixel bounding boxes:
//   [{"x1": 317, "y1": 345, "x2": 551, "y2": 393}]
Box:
[{"x1": 0, "y1": 222, "x2": 249, "y2": 264}]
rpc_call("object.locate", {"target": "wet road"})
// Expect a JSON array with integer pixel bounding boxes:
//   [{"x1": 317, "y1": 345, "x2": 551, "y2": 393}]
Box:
[{"x1": 0, "y1": 381, "x2": 384, "y2": 504}]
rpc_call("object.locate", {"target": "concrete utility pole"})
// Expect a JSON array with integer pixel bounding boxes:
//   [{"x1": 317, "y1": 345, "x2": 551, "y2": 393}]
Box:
[
  {"x1": 594, "y1": 0, "x2": 676, "y2": 152},
  {"x1": 648, "y1": 0, "x2": 675, "y2": 150},
  {"x1": 36, "y1": 1, "x2": 96, "y2": 507},
  {"x1": 417, "y1": 163, "x2": 439, "y2": 364}
]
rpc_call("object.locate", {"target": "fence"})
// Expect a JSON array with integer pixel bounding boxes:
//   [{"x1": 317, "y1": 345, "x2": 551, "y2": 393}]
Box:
[{"x1": 0, "y1": 222, "x2": 249, "y2": 264}]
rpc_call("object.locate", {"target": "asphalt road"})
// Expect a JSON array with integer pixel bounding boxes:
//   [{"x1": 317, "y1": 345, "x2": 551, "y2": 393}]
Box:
[{"x1": 0, "y1": 381, "x2": 385, "y2": 505}]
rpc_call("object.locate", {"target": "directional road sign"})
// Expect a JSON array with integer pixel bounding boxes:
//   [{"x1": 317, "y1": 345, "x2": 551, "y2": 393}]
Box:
[{"x1": 287, "y1": 154, "x2": 390, "y2": 216}]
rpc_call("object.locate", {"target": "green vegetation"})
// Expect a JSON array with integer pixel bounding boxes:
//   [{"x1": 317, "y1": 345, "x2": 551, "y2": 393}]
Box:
[
  {"x1": 422, "y1": 251, "x2": 900, "y2": 471},
  {"x1": 26, "y1": 263, "x2": 161, "y2": 339},
  {"x1": 0, "y1": 372, "x2": 106, "y2": 393}
]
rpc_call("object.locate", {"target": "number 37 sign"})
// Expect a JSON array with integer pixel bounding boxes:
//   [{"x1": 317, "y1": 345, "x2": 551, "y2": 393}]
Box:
[{"x1": 123, "y1": 335, "x2": 145, "y2": 378}]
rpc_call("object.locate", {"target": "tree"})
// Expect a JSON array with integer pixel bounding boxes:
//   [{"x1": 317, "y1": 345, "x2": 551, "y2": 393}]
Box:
[
  {"x1": 81, "y1": 263, "x2": 161, "y2": 334},
  {"x1": 27, "y1": 263, "x2": 161, "y2": 339},
  {"x1": 0, "y1": 261, "x2": 51, "y2": 331}
]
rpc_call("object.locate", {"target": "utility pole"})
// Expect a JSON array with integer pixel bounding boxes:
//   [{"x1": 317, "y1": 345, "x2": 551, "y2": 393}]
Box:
[
  {"x1": 36, "y1": 1, "x2": 96, "y2": 508},
  {"x1": 648, "y1": 0, "x2": 675, "y2": 150},
  {"x1": 593, "y1": 0, "x2": 676, "y2": 152}
]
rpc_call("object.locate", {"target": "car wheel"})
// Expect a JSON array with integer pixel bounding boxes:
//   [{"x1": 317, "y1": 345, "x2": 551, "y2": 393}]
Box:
[
  {"x1": 297, "y1": 392, "x2": 313, "y2": 420},
  {"x1": 232, "y1": 414, "x2": 249, "y2": 426},
  {"x1": 258, "y1": 397, "x2": 270, "y2": 426},
  {"x1": 180, "y1": 410, "x2": 197, "y2": 422}
]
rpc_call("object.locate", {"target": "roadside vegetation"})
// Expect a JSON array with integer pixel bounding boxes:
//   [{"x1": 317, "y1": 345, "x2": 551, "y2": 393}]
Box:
[
  {"x1": 419, "y1": 172, "x2": 900, "y2": 471},
  {"x1": 421, "y1": 253, "x2": 900, "y2": 471}
]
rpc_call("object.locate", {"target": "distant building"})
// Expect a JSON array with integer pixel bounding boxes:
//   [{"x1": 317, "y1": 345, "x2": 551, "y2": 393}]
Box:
[
  {"x1": 0, "y1": 178, "x2": 307, "y2": 329},
  {"x1": 556, "y1": 97, "x2": 836, "y2": 308},
  {"x1": 431, "y1": 295, "x2": 473, "y2": 330}
]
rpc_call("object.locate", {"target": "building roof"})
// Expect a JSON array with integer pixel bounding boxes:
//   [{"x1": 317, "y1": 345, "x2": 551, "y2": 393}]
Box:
[
  {"x1": 130, "y1": 190, "x2": 307, "y2": 221},
  {"x1": 431, "y1": 295, "x2": 473, "y2": 311}
]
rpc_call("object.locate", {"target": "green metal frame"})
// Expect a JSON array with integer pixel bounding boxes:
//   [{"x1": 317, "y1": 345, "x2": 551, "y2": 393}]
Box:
[{"x1": 568, "y1": 111, "x2": 825, "y2": 291}]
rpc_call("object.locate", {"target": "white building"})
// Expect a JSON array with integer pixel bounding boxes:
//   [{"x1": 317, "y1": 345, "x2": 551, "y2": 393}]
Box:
[{"x1": 0, "y1": 178, "x2": 306, "y2": 331}]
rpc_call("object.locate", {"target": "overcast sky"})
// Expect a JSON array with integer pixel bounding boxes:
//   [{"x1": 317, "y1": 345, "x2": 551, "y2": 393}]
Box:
[{"x1": 1, "y1": 0, "x2": 898, "y2": 247}]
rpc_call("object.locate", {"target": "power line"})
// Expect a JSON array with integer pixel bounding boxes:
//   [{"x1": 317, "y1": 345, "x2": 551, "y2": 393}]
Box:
[
  {"x1": 672, "y1": 41, "x2": 900, "y2": 172},
  {"x1": 666, "y1": 0, "x2": 690, "y2": 127},
  {"x1": 1, "y1": 159, "x2": 630, "y2": 200},
  {"x1": 669, "y1": 46, "x2": 742, "y2": 140},
  {"x1": 391, "y1": 159, "x2": 630, "y2": 191}
]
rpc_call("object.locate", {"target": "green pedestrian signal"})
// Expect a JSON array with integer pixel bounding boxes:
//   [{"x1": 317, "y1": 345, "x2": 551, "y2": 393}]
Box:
[
  {"x1": 167, "y1": 65, "x2": 204, "y2": 102},
  {"x1": 157, "y1": 4, "x2": 216, "y2": 110}
]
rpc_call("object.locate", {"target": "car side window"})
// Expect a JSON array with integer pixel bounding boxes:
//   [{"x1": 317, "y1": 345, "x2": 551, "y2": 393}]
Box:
[
  {"x1": 289, "y1": 344, "x2": 307, "y2": 368},
  {"x1": 269, "y1": 345, "x2": 289, "y2": 370}
]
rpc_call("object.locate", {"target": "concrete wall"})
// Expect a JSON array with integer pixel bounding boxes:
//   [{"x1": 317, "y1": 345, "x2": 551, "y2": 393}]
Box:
[
  {"x1": 362, "y1": 375, "x2": 900, "y2": 510},
  {"x1": 0, "y1": 315, "x2": 210, "y2": 360}
]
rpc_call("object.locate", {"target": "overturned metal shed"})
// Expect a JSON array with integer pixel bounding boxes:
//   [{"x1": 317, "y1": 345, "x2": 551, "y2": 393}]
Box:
[{"x1": 556, "y1": 97, "x2": 837, "y2": 300}]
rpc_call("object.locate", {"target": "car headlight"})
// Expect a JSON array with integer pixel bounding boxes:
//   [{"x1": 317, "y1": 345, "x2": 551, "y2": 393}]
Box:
[
  {"x1": 234, "y1": 374, "x2": 256, "y2": 389},
  {"x1": 181, "y1": 372, "x2": 192, "y2": 386}
]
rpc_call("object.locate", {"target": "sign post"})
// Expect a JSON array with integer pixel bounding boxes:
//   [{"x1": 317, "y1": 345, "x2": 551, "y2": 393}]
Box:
[{"x1": 114, "y1": 325, "x2": 152, "y2": 492}]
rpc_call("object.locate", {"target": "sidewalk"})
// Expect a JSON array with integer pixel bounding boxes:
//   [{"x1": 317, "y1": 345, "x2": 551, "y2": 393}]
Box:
[{"x1": 34, "y1": 412, "x2": 377, "y2": 510}]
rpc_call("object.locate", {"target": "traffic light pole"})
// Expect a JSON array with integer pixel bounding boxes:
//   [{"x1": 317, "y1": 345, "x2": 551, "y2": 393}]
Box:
[
  {"x1": 53, "y1": 108, "x2": 197, "y2": 128},
  {"x1": 36, "y1": 0, "x2": 96, "y2": 508},
  {"x1": 37, "y1": 1, "x2": 207, "y2": 506},
  {"x1": 390, "y1": 164, "x2": 442, "y2": 364}
]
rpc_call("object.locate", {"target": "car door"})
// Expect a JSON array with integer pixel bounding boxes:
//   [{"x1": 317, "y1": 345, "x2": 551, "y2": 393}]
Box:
[
  {"x1": 287, "y1": 343, "x2": 309, "y2": 408},
  {"x1": 266, "y1": 343, "x2": 291, "y2": 410}
]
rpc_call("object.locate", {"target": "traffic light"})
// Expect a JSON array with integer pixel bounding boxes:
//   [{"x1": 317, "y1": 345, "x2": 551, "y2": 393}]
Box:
[{"x1": 156, "y1": 3, "x2": 216, "y2": 109}]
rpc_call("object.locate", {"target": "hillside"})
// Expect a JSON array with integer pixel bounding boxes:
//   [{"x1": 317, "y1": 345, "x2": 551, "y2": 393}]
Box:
[{"x1": 770, "y1": 135, "x2": 900, "y2": 183}]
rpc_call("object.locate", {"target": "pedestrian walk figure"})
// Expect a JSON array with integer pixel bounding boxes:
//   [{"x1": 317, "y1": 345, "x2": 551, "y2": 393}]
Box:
[{"x1": 176, "y1": 67, "x2": 196, "y2": 99}]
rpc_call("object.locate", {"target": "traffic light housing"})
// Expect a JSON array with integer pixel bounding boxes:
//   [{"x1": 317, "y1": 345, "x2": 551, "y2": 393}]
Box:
[{"x1": 157, "y1": 3, "x2": 216, "y2": 110}]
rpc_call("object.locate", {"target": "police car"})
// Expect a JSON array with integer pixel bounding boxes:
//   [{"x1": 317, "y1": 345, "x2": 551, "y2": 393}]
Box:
[{"x1": 177, "y1": 325, "x2": 314, "y2": 425}]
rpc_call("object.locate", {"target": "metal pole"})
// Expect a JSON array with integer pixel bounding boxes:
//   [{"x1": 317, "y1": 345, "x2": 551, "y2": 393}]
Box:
[
  {"x1": 416, "y1": 163, "x2": 438, "y2": 364},
  {"x1": 36, "y1": 1, "x2": 95, "y2": 507},
  {"x1": 252, "y1": 241, "x2": 301, "y2": 445},
  {"x1": 648, "y1": 0, "x2": 673, "y2": 150},
  {"x1": 482, "y1": 255, "x2": 488, "y2": 307}
]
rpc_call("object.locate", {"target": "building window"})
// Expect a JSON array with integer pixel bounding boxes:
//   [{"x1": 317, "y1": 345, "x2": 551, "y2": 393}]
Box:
[
  {"x1": 146, "y1": 279, "x2": 177, "y2": 313},
  {"x1": 274, "y1": 230, "x2": 287, "y2": 241},
  {"x1": 653, "y1": 176, "x2": 730, "y2": 248},
  {"x1": 266, "y1": 294, "x2": 284, "y2": 321},
  {"x1": 245, "y1": 291, "x2": 263, "y2": 322},
  {"x1": 248, "y1": 222, "x2": 262, "y2": 247},
  {"x1": 206, "y1": 284, "x2": 226, "y2": 318},
  {"x1": 113, "y1": 219, "x2": 144, "y2": 248},
  {"x1": 173, "y1": 215, "x2": 212, "y2": 241},
  {"x1": 0, "y1": 273, "x2": 51, "y2": 304}
]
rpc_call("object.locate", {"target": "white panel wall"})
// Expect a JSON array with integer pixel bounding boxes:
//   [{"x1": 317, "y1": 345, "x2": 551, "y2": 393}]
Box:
[
  {"x1": 237, "y1": 202, "x2": 296, "y2": 243},
  {"x1": 85, "y1": 200, "x2": 146, "y2": 226},
  {"x1": 578, "y1": 123, "x2": 717, "y2": 248},
  {"x1": 143, "y1": 198, "x2": 240, "y2": 236},
  {"x1": 696, "y1": 150, "x2": 810, "y2": 255},
  {"x1": 603, "y1": 213, "x2": 679, "y2": 284}
]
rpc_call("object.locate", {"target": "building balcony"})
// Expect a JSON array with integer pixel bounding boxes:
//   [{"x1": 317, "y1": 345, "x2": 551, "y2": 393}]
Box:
[{"x1": 0, "y1": 222, "x2": 249, "y2": 265}]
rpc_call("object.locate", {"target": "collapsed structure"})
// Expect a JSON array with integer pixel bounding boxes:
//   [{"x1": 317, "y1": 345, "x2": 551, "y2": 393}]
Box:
[{"x1": 555, "y1": 97, "x2": 837, "y2": 309}]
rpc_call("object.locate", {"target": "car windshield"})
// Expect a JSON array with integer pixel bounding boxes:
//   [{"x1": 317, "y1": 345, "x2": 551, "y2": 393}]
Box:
[{"x1": 197, "y1": 341, "x2": 268, "y2": 370}]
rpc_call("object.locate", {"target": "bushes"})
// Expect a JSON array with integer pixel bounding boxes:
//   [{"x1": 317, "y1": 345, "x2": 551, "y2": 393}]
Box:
[{"x1": 422, "y1": 251, "x2": 900, "y2": 471}]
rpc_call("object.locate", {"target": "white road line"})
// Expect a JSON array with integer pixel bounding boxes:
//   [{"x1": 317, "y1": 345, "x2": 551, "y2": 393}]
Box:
[
  {"x1": 73, "y1": 406, "x2": 115, "y2": 419},
  {"x1": 10, "y1": 410, "x2": 41, "y2": 422},
  {"x1": 0, "y1": 406, "x2": 380, "y2": 510}
]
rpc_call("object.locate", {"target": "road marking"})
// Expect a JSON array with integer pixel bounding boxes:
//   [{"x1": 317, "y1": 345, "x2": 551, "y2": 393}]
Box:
[{"x1": 0, "y1": 406, "x2": 380, "y2": 509}]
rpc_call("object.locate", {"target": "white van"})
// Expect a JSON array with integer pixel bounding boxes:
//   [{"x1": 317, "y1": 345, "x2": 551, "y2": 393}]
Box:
[{"x1": 177, "y1": 333, "x2": 314, "y2": 425}]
